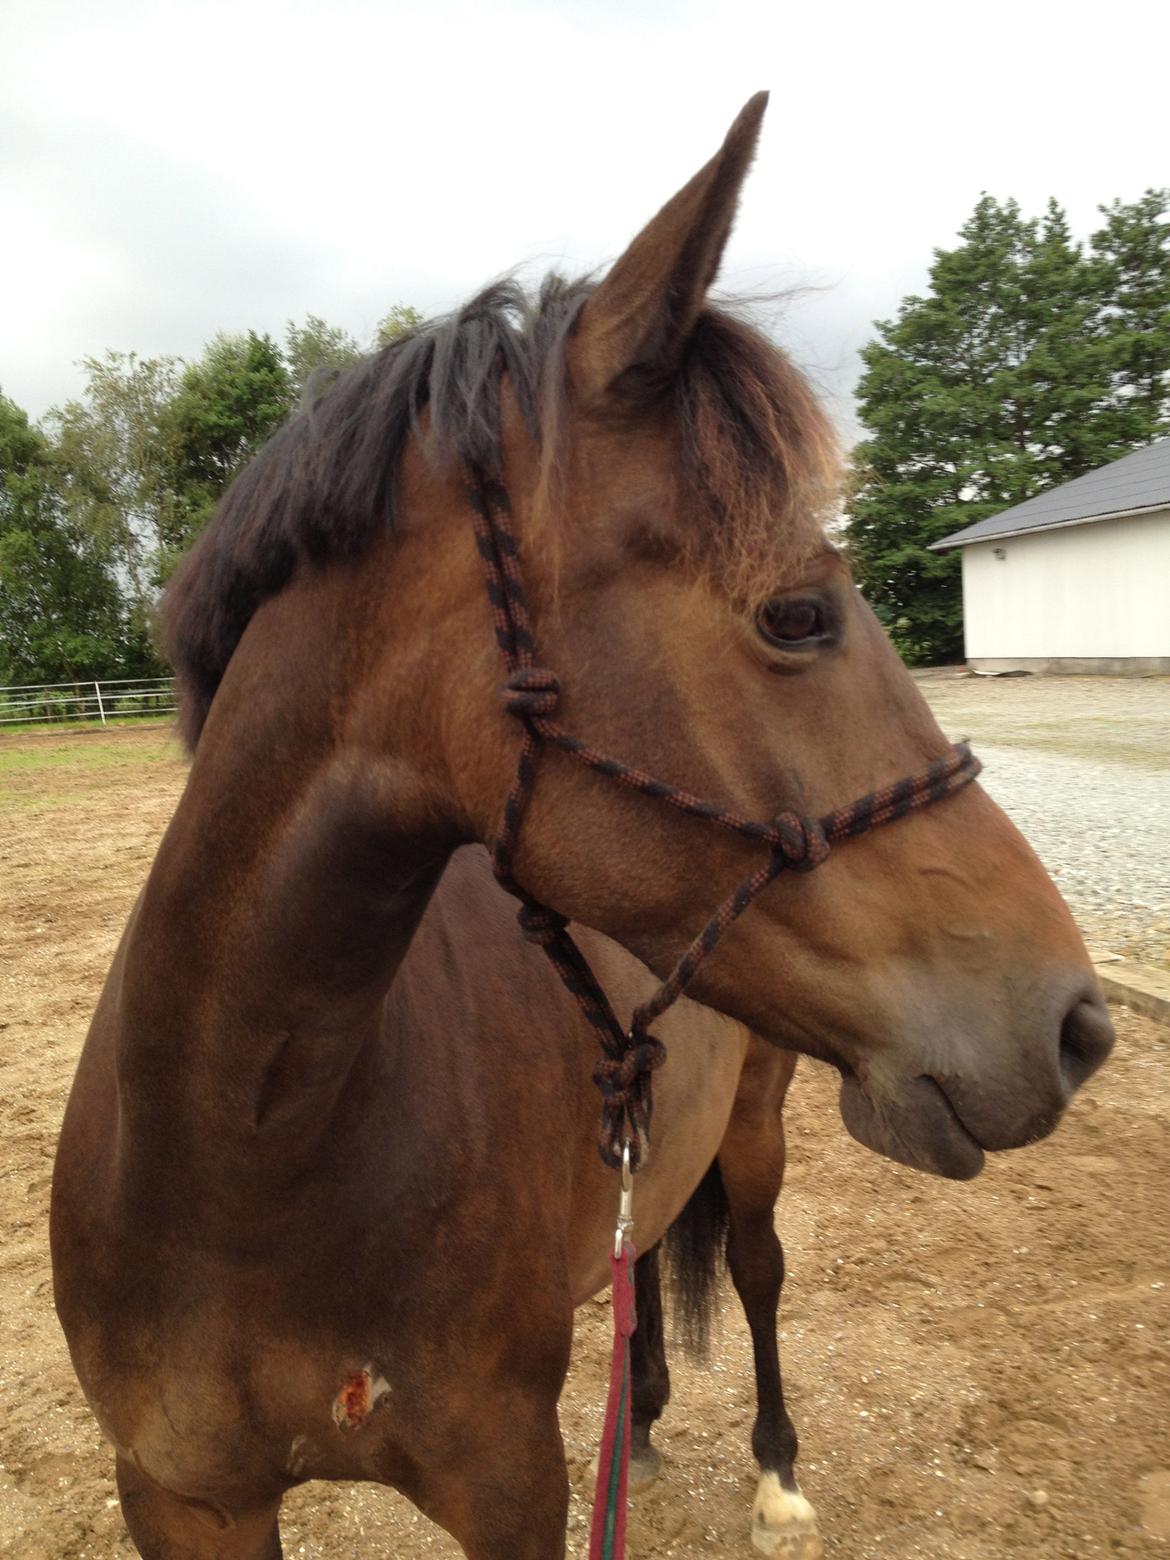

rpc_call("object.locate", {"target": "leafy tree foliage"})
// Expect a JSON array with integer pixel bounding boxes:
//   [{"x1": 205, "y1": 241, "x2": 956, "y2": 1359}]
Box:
[
  {"x1": 47, "y1": 352, "x2": 183, "y2": 607},
  {"x1": 0, "y1": 393, "x2": 140, "y2": 683},
  {"x1": 161, "y1": 332, "x2": 293, "y2": 561},
  {"x1": 1092, "y1": 189, "x2": 1170, "y2": 445},
  {"x1": 37, "y1": 309, "x2": 424, "y2": 611},
  {"x1": 376, "y1": 304, "x2": 425, "y2": 347},
  {"x1": 846, "y1": 192, "x2": 1170, "y2": 664},
  {"x1": 3, "y1": 307, "x2": 422, "y2": 683},
  {"x1": 284, "y1": 315, "x2": 363, "y2": 404}
]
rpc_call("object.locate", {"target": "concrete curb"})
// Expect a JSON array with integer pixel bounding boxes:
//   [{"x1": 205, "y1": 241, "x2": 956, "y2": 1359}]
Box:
[{"x1": 1092, "y1": 960, "x2": 1170, "y2": 1027}]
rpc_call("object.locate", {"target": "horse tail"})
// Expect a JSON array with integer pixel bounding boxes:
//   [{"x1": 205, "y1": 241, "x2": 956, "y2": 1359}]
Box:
[{"x1": 662, "y1": 1158, "x2": 729, "y2": 1359}]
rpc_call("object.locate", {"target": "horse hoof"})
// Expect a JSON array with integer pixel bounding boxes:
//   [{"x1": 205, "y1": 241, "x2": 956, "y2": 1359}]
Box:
[
  {"x1": 587, "y1": 1442, "x2": 663, "y2": 1494},
  {"x1": 628, "y1": 1444, "x2": 663, "y2": 1492},
  {"x1": 751, "y1": 1474, "x2": 822, "y2": 1558}
]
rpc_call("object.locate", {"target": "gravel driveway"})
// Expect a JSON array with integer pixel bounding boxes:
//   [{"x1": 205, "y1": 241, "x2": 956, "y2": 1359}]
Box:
[{"x1": 917, "y1": 675, "x2": 1170, "y2": 967}]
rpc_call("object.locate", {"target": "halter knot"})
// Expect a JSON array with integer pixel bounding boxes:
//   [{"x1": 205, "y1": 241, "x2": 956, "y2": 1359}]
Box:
[
  {"x1": 517, "y1": 900, "x2": 569, "y2": 948},
  {"x1": 771, "y1": 812, "x2": 830, "y2": 871},
  {"x1": 592, "y1": 1034, "x2": 668, "y2": 1108},
  {"x1": 501, "y1": 667, "x2": 561, "y2": 719}
]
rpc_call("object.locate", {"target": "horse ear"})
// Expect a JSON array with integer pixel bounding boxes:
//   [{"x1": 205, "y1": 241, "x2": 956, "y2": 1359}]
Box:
[{"x1": 571, "y1": 91, "x2": 769, "y2": 407}]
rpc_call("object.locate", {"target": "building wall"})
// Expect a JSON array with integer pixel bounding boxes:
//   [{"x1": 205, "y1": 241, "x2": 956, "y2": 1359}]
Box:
[{"x1": 961, "y1": 508, "x2": 1170, "y2": 661}]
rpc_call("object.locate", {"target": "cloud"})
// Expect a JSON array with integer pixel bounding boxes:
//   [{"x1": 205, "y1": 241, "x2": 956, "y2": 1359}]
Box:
[
  {"x1": 3, "y1": 0, "x2": 1166, "y2": 433},
  {"x1": 0, "y1": 109, "x2": 441, "y2": 416}
]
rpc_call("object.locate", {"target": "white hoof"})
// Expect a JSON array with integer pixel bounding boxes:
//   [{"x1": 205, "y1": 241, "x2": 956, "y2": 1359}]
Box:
[{"x1": 751, "y1": 1473, "x2": 823, "y2": 1558}]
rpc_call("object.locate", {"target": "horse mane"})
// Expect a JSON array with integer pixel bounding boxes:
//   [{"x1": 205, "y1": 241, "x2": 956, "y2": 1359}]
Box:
[{"x1": 160, "y1": 275, "x2": 839, "y2": 750}]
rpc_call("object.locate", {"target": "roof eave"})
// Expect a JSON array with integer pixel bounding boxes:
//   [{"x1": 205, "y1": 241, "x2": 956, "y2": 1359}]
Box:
[{"x1": 929, "y1": 499, "x2": 1170, "y2": 551}]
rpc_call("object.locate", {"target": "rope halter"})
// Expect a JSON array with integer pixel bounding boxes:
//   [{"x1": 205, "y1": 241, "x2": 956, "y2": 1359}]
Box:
[{"x1": 467, "y1": 469, "x2": 981, "y2": 1170}]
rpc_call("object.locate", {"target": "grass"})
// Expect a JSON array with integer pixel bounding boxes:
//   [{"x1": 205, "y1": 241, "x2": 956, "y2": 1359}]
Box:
[
  {"x1": 0, "y1": 714, "x2": 174, "y2": 737},
  {"x1": 0, "y1": 723, "x2": 183, "y2": 792}
]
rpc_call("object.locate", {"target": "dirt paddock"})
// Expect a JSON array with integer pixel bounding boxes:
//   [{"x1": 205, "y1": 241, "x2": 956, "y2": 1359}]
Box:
[{"x1": 1, "y1": 697, "x2": 1168, "y2": 1557}]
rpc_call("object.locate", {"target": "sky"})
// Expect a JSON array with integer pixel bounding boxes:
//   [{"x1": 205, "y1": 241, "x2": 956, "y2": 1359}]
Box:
[{"x1": 2, "y1": 0, "x2": 1168, "y2": 443}]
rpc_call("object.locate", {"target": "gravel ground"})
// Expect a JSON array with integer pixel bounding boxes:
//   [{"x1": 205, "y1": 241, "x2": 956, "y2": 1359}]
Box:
[{"x1": 917, "y1": 675, "x2": 1170, "y2": 968}]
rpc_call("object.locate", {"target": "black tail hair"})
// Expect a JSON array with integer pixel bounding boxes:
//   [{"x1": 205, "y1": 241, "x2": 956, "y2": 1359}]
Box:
[{"x1": 662, "y1": 1159, "x2": 730, "y2": 1358}]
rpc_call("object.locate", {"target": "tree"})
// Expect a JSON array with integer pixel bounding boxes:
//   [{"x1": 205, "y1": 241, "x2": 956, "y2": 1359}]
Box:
[
  {"x1": 1091, "y1": 189, "x2": 1170, "y2": 446},
  {"x1": 160, "y1": 332, "x2": 293, "y2": 563},
  {"x1": 845, "y1": 195, "x2": 1151, "y2": 664},
  {"x1": 284, "y1": 314, "x2": 363, "y2": 404},
  {"x1": 22, "y1": 304, "x2": 421, "y2": 657},
  {"x1": 156, "y1": 311, "x2": 425, "y2": 563},
  {"x1": 1015, "y1": 200, "x2": 1119, "y2": 485},
  {"x1": 376, "y1": 304, "x2": 424, "y2": 348},
  {"x1": 47, "y1": 352, "x2": 183, "y2": 608},
  {"x1": 0, "y1": 393, "x2": 138, "y2": 684}
]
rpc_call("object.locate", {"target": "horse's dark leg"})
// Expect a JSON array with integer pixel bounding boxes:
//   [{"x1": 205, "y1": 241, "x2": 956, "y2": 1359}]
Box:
[
  {"x1": 115, "y1": 1456, "x2": 283, "y2": 1559},
  {"x1": 628, "y1": 1243, "x2": 670, "y2": 1486},
  {"x1": 719, "y1": 1049, "x2": 821, "y2": 1558}
]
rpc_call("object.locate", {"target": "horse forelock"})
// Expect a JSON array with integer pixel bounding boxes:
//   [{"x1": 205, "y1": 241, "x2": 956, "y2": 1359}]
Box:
[
  {"x1": 676, "y1": 310, "x2": 841, "y2": 610},
  {"x1": 159, "y1": 277, "x2": 838, "y2": 751}
]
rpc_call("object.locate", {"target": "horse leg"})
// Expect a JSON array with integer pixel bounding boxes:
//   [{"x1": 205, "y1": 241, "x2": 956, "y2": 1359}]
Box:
[
  {"x1": 115, "y1": 1455, "x2": 283, "y2": 1559},
  {"x1": 417, "y1": 1390, "x2": 570, "y2": 1560},
  {"x1": 628, "y1": 1243, "x2": 670, "y2": 1487},
  {"x1": 719, "y1": 1051, "x2": 822, "y2": 1559}
]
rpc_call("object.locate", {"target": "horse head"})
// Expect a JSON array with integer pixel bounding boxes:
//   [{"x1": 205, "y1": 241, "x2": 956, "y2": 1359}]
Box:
[{"x1": 163, "y1": 94, "x2": 1112, "y2": 1181}]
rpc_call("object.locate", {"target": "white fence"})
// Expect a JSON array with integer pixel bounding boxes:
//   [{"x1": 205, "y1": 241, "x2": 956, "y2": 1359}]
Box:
[{"x1": 0, "y1": 676, "x2": 177, "y2": 728}]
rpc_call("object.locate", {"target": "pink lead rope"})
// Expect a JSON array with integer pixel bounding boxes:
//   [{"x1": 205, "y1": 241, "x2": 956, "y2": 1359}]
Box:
[{"x1": 589, "y1": 1239, "x2": 637, "y2": 1560}]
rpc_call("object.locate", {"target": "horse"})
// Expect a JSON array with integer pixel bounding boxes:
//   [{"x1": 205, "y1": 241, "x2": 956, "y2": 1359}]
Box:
[
  {"x1": 51, "y1": 92, "x2": 1113, "y2": 1559},
  {"x1": 630, "y1": 1040, "x2": 802, "y2": 1524}
]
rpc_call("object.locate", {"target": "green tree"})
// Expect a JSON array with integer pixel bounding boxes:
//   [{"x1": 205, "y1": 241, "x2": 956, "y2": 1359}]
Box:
[
  {"x1": 285, "y1": 314, "x2": 363, "y2": 404},
  {"x1": 159, "y1": 311, "x2": 422, "y2": 562},
  {"x1": 845, "y1": 195, "x2": 1148, "y2": 664},
  {"x1": 1016, "y1": 200, "x2": 1118, "y2": 484},
  {"x1": 32, "y1": 305, "x2": 420, "y2": 630},
  {"x1": 47, "y1": 352, "x2": 183, "y2": 607},
  {"x1": 0, "y1": 393, "x2": 138, "y2": 684},
  {"x1": 1091, "y1": 189, "x2": 1170, "y2": 445},
  {"x1": 161, "y1": 331, "x2": 293, "y2": 562},
  {"x1": 375, "y1": 304, "x2": 425, "y2": 348}
]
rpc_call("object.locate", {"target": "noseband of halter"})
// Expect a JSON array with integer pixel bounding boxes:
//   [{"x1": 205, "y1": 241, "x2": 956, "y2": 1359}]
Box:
[{"x1": 467, "y1": 469, "x2": 981, "y2": 1171}]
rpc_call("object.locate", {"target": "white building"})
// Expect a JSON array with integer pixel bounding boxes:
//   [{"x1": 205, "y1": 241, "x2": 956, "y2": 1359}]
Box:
[{"x1": 933, "y1": 438, "x2": 1170, "y2": 674}]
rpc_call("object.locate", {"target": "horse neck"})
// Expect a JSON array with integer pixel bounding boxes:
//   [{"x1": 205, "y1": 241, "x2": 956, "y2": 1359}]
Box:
[{"x1": 113, "y1": 533, "x2": 479, "y2": 1204}]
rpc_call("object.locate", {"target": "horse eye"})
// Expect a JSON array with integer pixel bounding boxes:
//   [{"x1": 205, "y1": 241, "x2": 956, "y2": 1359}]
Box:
[{"x1": 757, "y1": 598, "x2": 825, "y2": 647}]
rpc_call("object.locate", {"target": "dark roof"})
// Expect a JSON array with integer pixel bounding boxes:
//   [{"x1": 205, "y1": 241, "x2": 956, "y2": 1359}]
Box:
[{"x1": 932, "y1": 437, "x2": 1170, "y2": 549}]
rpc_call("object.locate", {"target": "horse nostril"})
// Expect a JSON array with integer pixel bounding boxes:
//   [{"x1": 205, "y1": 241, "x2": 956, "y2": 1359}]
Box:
[{"x1": 1058, "y1": 993, "x2": 1115, "y2": 1093}]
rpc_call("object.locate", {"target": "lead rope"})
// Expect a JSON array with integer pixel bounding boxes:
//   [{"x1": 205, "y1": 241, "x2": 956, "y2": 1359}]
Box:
[
  {"x1": 588, "y1": 1146, "x2": 636, "y2": 1560},
  {"x1": 466, "y1": 466, "x2": 980, "y2": 1560}
]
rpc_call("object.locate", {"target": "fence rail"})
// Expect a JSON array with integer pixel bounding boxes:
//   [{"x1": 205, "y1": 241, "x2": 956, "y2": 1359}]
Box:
[{"x1": 0, "y1": 677, "x2": 177, "y2": 728}]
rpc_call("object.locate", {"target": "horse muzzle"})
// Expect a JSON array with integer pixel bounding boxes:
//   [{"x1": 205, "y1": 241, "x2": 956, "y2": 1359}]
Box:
[{"x1": 837, "y1": 978, "x2": 1115, "y2": 1180}]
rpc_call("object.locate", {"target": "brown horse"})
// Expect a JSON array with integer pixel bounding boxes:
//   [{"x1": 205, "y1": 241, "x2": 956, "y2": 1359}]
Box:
[
  {"x1": 632, "y1": 1043, "x2": 802, "y2": 1497},
  {"x1": 51, "y1": 94, "x2": 1113, "y2": 1559},
  {"x1": 605, "y1": 1038, "x2": 807, "y2": 1553}
]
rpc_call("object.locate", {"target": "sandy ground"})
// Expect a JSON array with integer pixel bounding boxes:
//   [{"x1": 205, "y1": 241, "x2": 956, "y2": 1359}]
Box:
[{"x1": 1, "y1": 710, "x2": 1169, "y2": 1558}]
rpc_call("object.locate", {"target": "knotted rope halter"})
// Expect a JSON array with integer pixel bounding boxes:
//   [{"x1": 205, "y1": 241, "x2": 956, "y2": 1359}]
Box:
[{"x1": 467, "y1": 468, "x2": 981, "y2": 1171}]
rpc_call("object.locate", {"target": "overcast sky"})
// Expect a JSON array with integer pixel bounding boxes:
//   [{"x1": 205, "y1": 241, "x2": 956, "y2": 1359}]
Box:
[{"x1": 2, "y1": 0, "x2": 1167, "y2": 441}]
